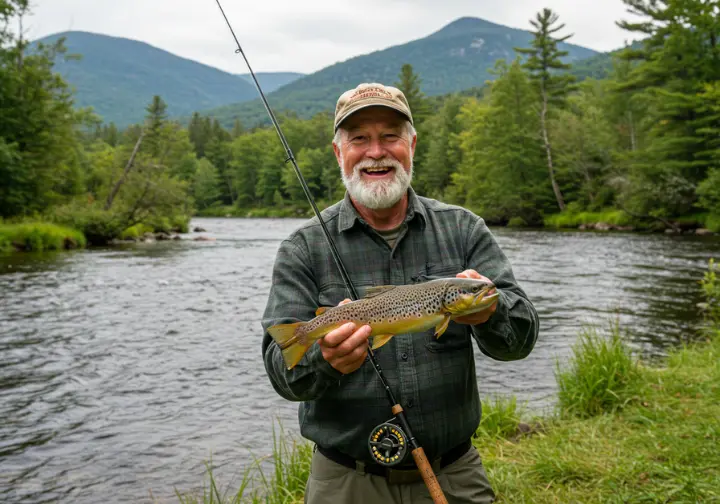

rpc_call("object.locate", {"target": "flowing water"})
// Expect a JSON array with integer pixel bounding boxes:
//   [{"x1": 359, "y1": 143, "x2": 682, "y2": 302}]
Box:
[{"x1": 1, "y1": 218, "x2": 717, "y2": 503}]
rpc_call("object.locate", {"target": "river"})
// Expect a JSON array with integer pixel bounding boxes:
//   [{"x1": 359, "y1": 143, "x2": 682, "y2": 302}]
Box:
[{"x1": 1, "y1": 218, "x2": 717, "y2": 503}]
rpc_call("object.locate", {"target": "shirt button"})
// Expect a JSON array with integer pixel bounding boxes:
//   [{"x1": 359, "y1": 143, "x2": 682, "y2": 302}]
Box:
[
  {"x1": 401, "y1": 352, "x2": 408, "y2": 360},
  {"x1": 407, "y1": 399, "x2": 414, "y2": 408}
]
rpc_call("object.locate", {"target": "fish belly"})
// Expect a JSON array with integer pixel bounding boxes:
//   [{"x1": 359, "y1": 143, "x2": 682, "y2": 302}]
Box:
[{"x1": 370, "y1": 313, "x2": 444, "y2": 336}]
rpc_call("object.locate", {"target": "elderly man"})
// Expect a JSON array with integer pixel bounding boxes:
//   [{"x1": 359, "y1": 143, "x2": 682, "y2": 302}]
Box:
[{"x1": 261, "y1": 83, "x2": 539, "y2": 503}]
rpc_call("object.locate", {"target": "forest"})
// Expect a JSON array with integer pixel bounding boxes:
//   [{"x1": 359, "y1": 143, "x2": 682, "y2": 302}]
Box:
[{"x1": 1, "y1": 0, "x2": 719, "y2": 252}]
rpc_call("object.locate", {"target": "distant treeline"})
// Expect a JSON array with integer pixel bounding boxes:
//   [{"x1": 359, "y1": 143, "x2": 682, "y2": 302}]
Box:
[{"x1": 1, "y1": 0, "x2": 719, "y2": 243}]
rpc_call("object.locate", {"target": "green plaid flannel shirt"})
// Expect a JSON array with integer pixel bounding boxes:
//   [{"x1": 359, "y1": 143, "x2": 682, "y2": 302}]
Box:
[{"x1": 261, "y1": 188, "x2": 539, "y2": 462}]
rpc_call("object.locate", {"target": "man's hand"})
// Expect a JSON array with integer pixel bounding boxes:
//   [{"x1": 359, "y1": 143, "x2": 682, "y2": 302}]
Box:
[
  {"x1": 453, "y1": 269, "x2": 498, "y2": 325},
  {"x1": 318, "y1": 298, "x2": 370, "y2": 374}
]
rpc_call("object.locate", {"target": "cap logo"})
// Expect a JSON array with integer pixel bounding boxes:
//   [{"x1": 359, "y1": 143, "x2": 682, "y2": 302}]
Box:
[{"x1": 348, "y1": 86, "x2": 393, "y2": 104}]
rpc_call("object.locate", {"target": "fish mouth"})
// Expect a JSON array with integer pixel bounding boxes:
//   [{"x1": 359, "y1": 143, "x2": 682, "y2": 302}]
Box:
[{"x1": 469, "y1": 286, "x2": 498, "y2": 311}]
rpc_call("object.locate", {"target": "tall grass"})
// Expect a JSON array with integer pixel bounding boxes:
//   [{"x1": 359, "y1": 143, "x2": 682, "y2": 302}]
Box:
[
  {"x1": 174, "y1": 423, "x2": 311, "y2": 504},
  {"x1": 0, "y1": 222, "x2": 86, "y2": 253},
  {"x1": 555, "y1": 321, "x2": 641, "y2": 418},
  {"x1": 699, "y1": 258, "x2": 720, "y2": 328},
  {"x1": 476, "y1": 395, "x2": 525, "y2": 439}
]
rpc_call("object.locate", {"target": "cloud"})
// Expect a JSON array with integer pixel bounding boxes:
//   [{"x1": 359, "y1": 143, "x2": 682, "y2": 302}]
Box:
[{"x1": 24, "y1": 0, "x2": 642, "y2": 74}]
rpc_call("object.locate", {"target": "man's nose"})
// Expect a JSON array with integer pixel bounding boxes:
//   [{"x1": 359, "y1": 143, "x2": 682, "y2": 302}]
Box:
[{"x1": 365, "y1": 137, "x2": 386, "y2": 159}]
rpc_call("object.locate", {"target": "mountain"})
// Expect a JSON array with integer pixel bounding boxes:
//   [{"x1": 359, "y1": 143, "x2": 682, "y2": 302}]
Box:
[
  {"x1": 33, "y1": 31, "x2": 293, "y2": 127},
  {"x1": 202, "y1": 16, "x2": 600, "y2": 128},
  {"x1": 238, "y1": 72, "x2": 304, "y2": 93}
]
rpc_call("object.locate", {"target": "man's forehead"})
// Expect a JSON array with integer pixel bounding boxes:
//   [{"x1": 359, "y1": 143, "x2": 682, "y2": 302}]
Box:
[{"x1": 342, "y1": 107, "x2": 407, "y2": 130}]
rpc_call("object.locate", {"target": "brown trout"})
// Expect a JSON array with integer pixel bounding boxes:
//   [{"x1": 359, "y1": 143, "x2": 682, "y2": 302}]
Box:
[{"x1": 268, "y1": 277, "x2": 499, "y2": 369}]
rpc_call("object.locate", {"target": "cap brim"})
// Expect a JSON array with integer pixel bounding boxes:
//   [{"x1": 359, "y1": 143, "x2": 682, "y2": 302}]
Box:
[{"x1": 334, "y1": 102, "x2": 412, "y2": 131}]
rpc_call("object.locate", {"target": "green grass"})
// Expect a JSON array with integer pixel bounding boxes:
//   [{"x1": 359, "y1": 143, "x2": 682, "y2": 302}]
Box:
[
  {"x1": 0, "y1": 222, "x2": 86, "y2": 253},
  {"x1": 477, "y1": 330, "x2": 720, "y2": 503},
  {"x1": 555, "y1": 321, "x2": 641, "y2": 418},
  {"x1": 174, "y1": 424, "x2": 310, "y2": 504},
  {"x1": 544, "y1": 209, "x2": 633, "y2": 229}
]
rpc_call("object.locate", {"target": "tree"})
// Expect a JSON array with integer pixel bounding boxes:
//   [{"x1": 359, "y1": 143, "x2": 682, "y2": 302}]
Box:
[
  {"x1": 414, "y1": 95, "x2": 464, "y2": 199},
  {"x1": 0, "y1": 1, "x2": 84, "y2": 217},
  {"x1": 515, "y1": 8, "x2": 577, "y2": 211},
  {"x1": 611, "y1": 0, "x2": 720, "y2": 220},
  {"x1": 144, "y1": 95, "x2": 168, "y2": 157},
  {"x1": 193, "y1": 158, "x2": 222, "y2": 210},
  {"x1": 448, "y1": 60, "x2": 548, "y2": 224},
  {"x1": 394, "y1": 63, "x2": 431, "y2": 126}
]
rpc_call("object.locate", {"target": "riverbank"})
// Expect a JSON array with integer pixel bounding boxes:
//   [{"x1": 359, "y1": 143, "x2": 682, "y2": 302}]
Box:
[
  {"x1": 0, "y1": 222, "x2": 87, "y2": 254},
  {"x1": 196, "y1": 205, "x2": 720, "y2": 235},
  {"x1": 175, "y1": 260, "x2": 719, "y2": 504}
]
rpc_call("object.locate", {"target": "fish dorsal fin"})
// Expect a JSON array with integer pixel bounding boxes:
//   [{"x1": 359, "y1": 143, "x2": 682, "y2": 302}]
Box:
[
  {"x1": 315, "y1": 306, "x2": 329, "y2": 316},
  {"x1": 363, "y1": 285, "x2": 397, "y2": 298}
]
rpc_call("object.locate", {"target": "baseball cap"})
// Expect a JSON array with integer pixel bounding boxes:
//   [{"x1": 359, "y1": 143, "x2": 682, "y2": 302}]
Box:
[{"x1": 334, "y1": 83, "x2": 413, "y2": 132}]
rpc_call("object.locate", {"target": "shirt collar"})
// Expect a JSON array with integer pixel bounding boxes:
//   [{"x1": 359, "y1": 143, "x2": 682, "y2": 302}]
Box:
[{"x1": 338, "y1": 186, "x2": 428, "y2": 233}]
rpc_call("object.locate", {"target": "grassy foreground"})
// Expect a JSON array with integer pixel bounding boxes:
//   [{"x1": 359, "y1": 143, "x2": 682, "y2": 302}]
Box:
[{"x1": 175, "y1": 262, "x2": 720, "y2": 504}]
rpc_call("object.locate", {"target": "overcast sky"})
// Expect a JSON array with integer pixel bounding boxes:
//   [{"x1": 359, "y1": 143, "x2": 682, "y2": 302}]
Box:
[{"x1": 24, "y1": 0, "x2": 641, "y2": 75}]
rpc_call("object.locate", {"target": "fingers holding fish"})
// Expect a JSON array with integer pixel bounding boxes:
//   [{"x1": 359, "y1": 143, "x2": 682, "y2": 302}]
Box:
[{"x1": 319, "y1": 323, "x2": 371, "y2": 374}]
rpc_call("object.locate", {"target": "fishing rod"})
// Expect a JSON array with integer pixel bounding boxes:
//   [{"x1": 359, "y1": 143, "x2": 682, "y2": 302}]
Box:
[{"x1": 211, "y1": 2, "x2": 448, "y2": 502}]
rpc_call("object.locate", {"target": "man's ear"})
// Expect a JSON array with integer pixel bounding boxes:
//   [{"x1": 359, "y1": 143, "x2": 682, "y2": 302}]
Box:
[{"x1": 333, "y1": 134, "x2": 343, "y2": 166}]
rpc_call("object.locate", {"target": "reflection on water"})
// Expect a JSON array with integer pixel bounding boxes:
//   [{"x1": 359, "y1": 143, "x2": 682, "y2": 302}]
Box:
[{"x1": 0, "y1": 218, "x2": 717, "y2": 502}]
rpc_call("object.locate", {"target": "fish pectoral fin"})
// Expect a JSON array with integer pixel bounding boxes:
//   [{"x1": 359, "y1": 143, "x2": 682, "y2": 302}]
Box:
[
  {"x1": 371, "y1": 334, "x2": 394, "y2": 350},
  {"x1": 434, "y1": 314, "x2": 452, "y2": 339},
  {"x1": 363, "y1": 285, "x2": 397, "y2": 298},
  {"x1": 315, "y1": 306, "x2": 330, "y2": 316}
]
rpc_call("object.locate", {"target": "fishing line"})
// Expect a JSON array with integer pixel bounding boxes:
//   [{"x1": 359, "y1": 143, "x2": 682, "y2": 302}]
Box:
[{"x1": 211, "y1": 2, "x2": 448, "y2": 502}]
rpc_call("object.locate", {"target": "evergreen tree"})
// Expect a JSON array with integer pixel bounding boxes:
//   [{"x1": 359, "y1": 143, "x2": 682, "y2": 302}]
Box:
[
  {"x1": 144, "y1": 95, "x2": 168, "y2": 157},
  {"x1": 231, "y1": 118, "x2": 244, "y2": 138},
  {"x1": 394, "y1": 63, "x2": 431, "y2": 126},
  {"x1": 515, "y1": 8, "x2": 577, "y2": 211}
]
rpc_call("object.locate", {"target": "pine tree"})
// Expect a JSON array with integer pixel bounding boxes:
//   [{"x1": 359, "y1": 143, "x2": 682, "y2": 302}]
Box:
[
  {"x1": 144, "y1": 95, "x2": 168, "y2": 157},
  {"x1": 394, "y1": 64, "x2": 430, "y2": 126},
  {"x1": 515, "y1": 8, "x2": 577, "y2": 211}
]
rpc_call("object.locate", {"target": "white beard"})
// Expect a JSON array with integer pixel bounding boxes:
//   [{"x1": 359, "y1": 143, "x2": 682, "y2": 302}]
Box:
[{"x1": 340, "y1": 156, "x2": 413, "y2": 210}]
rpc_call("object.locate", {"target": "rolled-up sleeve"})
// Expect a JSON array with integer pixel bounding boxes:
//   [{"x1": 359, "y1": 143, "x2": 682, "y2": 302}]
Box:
[
  {"x1": 261, "y1": 238, "x2": 343, "y2": 402},
  {"x1": 464, "y1": 217, "x2": 539, "y2": 361}
]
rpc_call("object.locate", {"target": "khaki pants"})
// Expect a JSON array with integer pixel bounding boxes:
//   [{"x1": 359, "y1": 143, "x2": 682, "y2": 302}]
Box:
[{"x1": 304, "y1": 445, "x2": 496, "y2": 504}]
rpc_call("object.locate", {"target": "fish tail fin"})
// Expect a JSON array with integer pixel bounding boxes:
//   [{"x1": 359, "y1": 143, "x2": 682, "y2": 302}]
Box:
[{"x1": 268, "y1": 322, "x2": 309, "y2": 369}]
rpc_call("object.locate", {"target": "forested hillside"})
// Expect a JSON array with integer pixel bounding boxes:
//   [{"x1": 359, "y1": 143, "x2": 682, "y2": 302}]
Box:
[
  {"x1": 32, "y1": 31, "x2": 275, "y2": 127},
  {"x1": 201, "y1": 16, "x2": 599, "y2": 128}
]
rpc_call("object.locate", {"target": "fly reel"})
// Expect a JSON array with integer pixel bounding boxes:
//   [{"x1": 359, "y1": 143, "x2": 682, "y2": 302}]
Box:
[{"x1": 368, "y1": 420, "x2": 409, "y2": 467}]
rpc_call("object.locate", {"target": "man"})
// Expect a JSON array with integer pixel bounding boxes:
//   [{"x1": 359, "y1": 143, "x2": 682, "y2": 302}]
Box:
[{"x1": 261, "y1": 83, "x2": 539, "y2": 503}]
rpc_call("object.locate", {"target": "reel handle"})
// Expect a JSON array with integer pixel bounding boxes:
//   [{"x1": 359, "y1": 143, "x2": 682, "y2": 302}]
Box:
[{"x1": 411, "y1": 447, "x2": 449, "y2": 504}]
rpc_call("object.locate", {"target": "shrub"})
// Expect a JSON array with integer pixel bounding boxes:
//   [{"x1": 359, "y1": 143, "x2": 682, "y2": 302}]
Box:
[
  {"x1": 507, "y1": 217, "x2": 528, "y2": 228},
  {"x1": 0, "y1": 222, "x2": 86, "y2": 252}
]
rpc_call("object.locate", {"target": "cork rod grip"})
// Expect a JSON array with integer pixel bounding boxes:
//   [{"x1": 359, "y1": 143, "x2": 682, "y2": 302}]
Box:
[{"x1": 411, "y1": 447, "x2": 448, "y2": 504}]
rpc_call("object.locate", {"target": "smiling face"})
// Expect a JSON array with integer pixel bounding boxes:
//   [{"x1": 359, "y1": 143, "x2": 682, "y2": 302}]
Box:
[{"x1": 333, "y1": 106, "x2": 417, "y2": 210}]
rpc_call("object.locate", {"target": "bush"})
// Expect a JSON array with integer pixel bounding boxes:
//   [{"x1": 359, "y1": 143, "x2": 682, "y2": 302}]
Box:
[
  {"x1": 50, "y1": 203, "x2": 126, "y2": 245},
  {"x1": 0, "y1": 222, "x2": 86, "y2": 252},
  {"x1": 555, "y1": 321, "x2": 640, "y2": 418},
  {"x1": 119, "y1": 223, "x2": 154, "y2": 240},
  {"x1": 507, "y1": 217, "x2": 528, "y2": 228}
]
